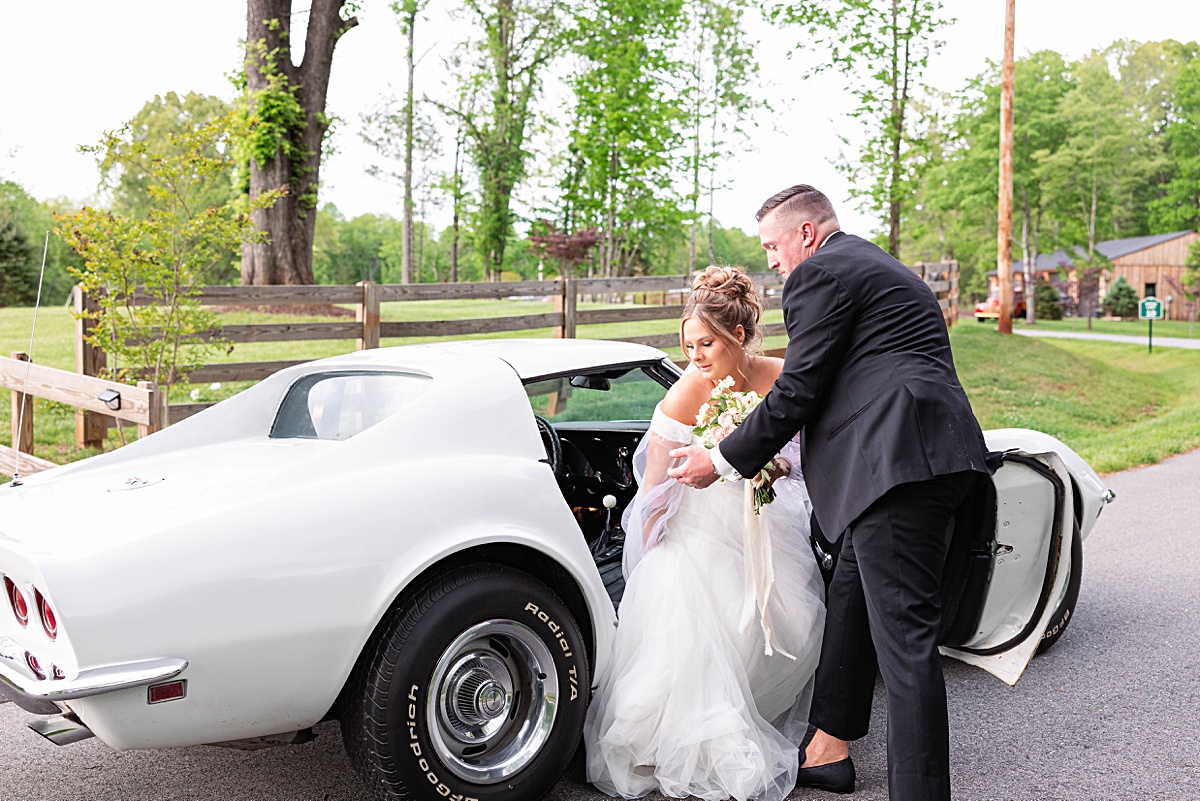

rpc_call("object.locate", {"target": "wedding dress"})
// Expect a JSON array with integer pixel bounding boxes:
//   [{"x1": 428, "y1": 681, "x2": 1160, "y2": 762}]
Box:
[{"x1": 584, "y1": 404, "x2": 826, "y2": 801}]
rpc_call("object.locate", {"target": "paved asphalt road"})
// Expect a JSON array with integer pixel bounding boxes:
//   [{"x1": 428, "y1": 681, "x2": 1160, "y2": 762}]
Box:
[{"x1": 3, "y1": 451, "x2": 1198, "y2": 801}]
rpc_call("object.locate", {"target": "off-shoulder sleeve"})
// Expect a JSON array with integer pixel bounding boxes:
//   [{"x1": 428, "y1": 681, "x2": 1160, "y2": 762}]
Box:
[{"x1": 620, "y1": 405, "x2": 694, "y2": 576}]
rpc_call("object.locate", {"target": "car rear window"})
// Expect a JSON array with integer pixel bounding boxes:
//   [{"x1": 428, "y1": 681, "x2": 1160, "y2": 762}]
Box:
[{"x1": 270, "y1": 371, "x2": 431, "y2": 440}]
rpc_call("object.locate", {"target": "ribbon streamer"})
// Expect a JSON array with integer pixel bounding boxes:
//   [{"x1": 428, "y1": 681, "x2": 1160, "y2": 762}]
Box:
[{"x1": 738, "y1": 480, "x2": 796, "y2": 660}]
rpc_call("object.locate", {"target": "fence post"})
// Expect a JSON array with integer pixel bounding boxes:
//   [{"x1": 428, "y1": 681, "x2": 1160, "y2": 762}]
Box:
[
  {"x1": 948, "y1": 261, "x2": 960, "y2": 328},
  {"x1": 74, "y1": 287, "x2": 106, "y2": 449},
  {"x1": 11, "y1": 352, "x2": 33, "y2": 457},
  {"x1": 137, "y1": 381, "x2": 167, "y2": 438},
  {"x1": 554, "y1": 277, "x2": 578, "y2": 339},
  {"x1": 357, "y1": 281, "x2": 380, "y2": 351}
]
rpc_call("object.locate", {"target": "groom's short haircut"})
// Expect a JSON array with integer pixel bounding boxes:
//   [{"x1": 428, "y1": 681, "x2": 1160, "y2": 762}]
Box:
[{"x1": 756, "y1": 184, "x2": 839, "y2": 227}]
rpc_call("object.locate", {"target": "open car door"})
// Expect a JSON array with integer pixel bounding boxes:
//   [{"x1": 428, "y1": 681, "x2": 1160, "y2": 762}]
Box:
[{"x1": 938, "y1": 450, "x2": 1076, "y2": 686}]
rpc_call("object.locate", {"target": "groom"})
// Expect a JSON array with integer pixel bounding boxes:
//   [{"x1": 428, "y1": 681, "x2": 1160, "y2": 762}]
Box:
[{"x1": 668, "y1": 184, "x2": 992, "y2": 800}]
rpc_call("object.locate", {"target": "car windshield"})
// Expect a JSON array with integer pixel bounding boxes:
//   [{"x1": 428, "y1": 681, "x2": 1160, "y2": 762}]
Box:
[
  {"x1": 271, "y1": 371, "x2": 431, "y2": 440},
  {"x1": 523, "y1": 363, "x2": 674, "y2": 424}
]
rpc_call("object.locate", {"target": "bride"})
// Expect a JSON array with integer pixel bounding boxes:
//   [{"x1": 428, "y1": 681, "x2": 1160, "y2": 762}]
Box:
[{"x1": 584, "y1": 266, "x2": 826, "y2": 801}]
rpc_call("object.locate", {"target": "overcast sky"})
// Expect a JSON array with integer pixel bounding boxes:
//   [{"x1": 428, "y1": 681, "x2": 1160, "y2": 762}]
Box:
[{"x1": 1, "y1": 0, "x2": 1196, "y2": 241}]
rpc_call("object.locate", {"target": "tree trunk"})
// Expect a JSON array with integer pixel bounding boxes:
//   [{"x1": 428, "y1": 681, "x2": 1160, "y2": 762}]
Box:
[
  {"x1": 888, "y1": 0, "x2": 902, "y2": 257},
  {"x1": 402, "y1": 5, "x2": 416, "y2": 284},
  {"x1": 242, "y1": 0, "x2": 358, "y2": 286}
]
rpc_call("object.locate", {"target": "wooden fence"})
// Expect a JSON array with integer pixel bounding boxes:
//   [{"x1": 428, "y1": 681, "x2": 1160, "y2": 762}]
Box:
[
  {"x1": 73, "y1": 262, "x2": 958, "y2": 448},
  {"x1": 1, "y1": 352, "x2": 166, "y2": 476}
]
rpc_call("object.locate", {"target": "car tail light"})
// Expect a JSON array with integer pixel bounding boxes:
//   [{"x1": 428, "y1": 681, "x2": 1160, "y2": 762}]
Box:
[
  {"x1": 148, "y1": 680, "x2": 187, "y2": 704},
  {"x1": 25, "y1": 651, "x2": 45, "y2": 680},
  {"x1": 6, "y1": 578, "x2": 29, "y2": 628},
  {"x1": 36, "y1": 591, "x2": 57, "y2": 641},
  {"x1": 52, "y1": 664, "x2": 66, "y2": 681}
]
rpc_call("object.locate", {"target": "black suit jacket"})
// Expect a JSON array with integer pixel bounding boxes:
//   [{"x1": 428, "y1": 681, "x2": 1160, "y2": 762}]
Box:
[{"x1": 721, "y1": 232, "x2": 991, "y2": 538}]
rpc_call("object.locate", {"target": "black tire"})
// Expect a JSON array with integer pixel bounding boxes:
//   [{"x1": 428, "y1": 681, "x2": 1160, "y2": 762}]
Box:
[
  {"x1": 1036, "y1": 523, "x2": 1082, "y2": 655},
  {"x1": 340, "y1": 563, "x2": 589, "y2": 801}
]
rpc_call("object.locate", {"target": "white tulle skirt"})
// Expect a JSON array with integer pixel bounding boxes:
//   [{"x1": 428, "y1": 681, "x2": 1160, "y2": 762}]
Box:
[{"x1": 584, "y1": 477, "x2": 826, "y2": 801}]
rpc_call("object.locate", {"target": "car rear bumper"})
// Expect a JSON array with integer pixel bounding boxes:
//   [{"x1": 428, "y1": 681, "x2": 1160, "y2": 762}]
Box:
[{"x1": 0, "y1": 643, "x2": 186, "y2": 714}]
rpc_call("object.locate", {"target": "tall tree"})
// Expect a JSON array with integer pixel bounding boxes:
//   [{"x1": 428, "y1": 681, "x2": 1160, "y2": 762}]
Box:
[
  {"x1": 771, "y1": 0, "x2": 951, "y2": 256},
  {"x1": 1036, "y1": 52, "x2": 1159, "y2": 255},
  {"x1": 239, "y1": 0, "x2": 359, "y2": 285},
  {"x1": 563, "y1": 0, "x2": 687, "y2": 277},
  {"x1": 395, "y1": 0, "x2": 429, "y2": 283},
  {"x1": 681, "y1": 0, "x2": 760, "y2": 270},
  {"x1": 454, "y1": 0, "x2": 561, "y2": 281},
  {"x1": 361, "y1": 101, "x2": 441, "y2": 282}
]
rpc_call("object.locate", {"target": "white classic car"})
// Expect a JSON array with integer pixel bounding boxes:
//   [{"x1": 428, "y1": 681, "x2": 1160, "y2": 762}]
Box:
[{"x1": 0, "y1": 339, "x2": 1112, "y2": 801}]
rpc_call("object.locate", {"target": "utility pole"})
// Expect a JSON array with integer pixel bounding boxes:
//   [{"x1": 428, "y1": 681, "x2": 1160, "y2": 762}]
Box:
[{"x1": 997, "y1": 0, "x2": 1016, "y2": 335}]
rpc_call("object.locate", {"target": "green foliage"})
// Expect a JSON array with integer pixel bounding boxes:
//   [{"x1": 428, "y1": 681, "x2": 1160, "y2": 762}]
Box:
[
  {"x1": 232, "y1": 36, "x2": 311, "y2": 205},
  {"x1": 680, "y1": 0, "x2": 762, "y2": 268},
  {"x1": 0, "y1": 210, "x2": 36, "y2": 306},
  {"x1": 769, "y1": 0, "x2": 952, "y2": 255},
  {"x1": 0, "y1": 182, "x2": 80, "y2": 305},
  {"x1": 1036, "y1": 52, "x2": 1163, "y2": 251},
  {"x1": 312, "y1": 204, "x2": 480, "y2": 284},
  {"x1": 667, "y1": 222, "x2": 763, "y2": 273},
  {"x1": 562, "y1": 0, "x2": 688, "y2": 276},
  {"x1": 455, "y1": 0, "x2": 562, "y2": 281},
  {"x1": 1102, "y1": 275, "x2": 1139, "y2": 318},
  {"x1": 1151, "y1": 57, "x2": 1200, "y2": 231},
  {"x1": 99, "y1": 92, "x2": 238, "y2": 220},
  {"x1": 58, "y1": 112, "x2": 281, "y2": 395},
  {"x1": 1033, "y1": 280, "x2": 1064, "y2": 321}
]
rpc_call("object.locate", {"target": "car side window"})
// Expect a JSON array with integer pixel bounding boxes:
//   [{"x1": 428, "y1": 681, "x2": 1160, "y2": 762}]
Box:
[
  {"x1": 524, "y1": 366, "x2": 670, "y2": 423},
  {"x1": 270, "y1": 371, "x2": 431, "y2": 440}
]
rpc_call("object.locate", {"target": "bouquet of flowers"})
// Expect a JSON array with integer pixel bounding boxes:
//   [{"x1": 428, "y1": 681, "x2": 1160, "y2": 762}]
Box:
[{"x1": 693, "y1": 376, "x2": 777, "y2": 514}]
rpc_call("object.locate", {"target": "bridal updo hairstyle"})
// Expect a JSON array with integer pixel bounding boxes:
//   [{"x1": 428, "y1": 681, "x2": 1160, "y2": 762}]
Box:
[{"x1": 680, "y1": 265, "x2": 764, "y2": 355}]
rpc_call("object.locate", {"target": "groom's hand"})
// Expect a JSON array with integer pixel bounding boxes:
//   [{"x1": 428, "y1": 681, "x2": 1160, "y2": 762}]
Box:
[{"x1": 667, "y1": 445, "x2": 720, "y2": 489}]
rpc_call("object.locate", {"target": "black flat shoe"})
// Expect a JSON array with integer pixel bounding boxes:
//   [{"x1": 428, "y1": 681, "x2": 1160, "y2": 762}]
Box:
[{"x1": 795, "y1": 756, "x2": 855, "y2": 794}]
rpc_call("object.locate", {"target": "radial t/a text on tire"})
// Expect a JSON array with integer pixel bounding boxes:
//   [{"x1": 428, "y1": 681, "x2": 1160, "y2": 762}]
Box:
[{"x1": 340, "y1": 562, "x2": 590, "y2": 801}]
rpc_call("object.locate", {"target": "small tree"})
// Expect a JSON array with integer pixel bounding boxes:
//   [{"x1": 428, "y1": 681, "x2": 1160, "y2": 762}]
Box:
[
  {"x1": 528, "y1": 221, "x2": 599, "y2": 278},
  {"x1": 59, "y1": 113, "x2": 281, "y2": 399},
  {"x1": 1102, "y1": 275, "x2": 1139, "y2": 318},
  {"x1": 1033, "y1": 279, "x2": 1063, "y2": 321},
  {"x1": 1066, "y1": 253, "x2": 1109, "y2": 330}
]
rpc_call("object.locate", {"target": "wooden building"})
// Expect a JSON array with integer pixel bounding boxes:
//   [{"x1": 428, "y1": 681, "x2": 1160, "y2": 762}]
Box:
[
  {"x1": 1023, "y1": 231, "x2": 1198, "y2": 320},
  {"x1": 1103, "y1": 231, "x2": 1199, "y2": 320}
]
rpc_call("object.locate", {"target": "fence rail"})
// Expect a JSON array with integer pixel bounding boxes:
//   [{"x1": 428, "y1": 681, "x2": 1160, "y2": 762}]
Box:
[
  {"x1": 74, "y1": 262, "x2": 958, "y2": 447},
  {"x1": 1, "y1": 352, "x2": 165, "y2": 476}
]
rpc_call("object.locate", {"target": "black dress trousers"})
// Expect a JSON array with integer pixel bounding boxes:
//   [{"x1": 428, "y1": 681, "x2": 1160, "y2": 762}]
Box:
[{"x1": 809, "y1": 471, "x2": 976, "y2": 801}]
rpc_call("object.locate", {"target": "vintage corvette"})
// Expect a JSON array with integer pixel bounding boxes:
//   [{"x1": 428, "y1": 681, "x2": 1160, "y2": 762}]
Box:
[{"x1": 0, "y1": 339, "x2": 1112, "y2": 801}]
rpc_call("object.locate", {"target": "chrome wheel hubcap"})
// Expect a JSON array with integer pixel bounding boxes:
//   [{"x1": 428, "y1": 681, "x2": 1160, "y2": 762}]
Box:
[{"x1": 427, "y1": 620, "x2": 558, "y2": 784}]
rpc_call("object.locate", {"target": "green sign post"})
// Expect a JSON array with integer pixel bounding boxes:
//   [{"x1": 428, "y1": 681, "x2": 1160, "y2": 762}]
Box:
[{"x1": 1139, "y1": 296, "x2": 1164, "y2": 353}]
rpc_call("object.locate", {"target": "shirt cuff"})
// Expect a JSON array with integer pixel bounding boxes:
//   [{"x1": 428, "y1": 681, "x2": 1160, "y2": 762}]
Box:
[{"x1": 711, "y1": 443, "x2": 743, "y2": 481}]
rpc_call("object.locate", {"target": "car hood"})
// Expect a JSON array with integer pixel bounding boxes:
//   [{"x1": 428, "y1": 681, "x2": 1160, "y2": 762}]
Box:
[{"x1": 0, "y1": 436, "x2": 334, "y2": 560}]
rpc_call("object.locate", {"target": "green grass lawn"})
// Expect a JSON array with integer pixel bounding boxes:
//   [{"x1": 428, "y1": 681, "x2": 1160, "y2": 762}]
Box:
[
  {"x1": 972, "y1": 314, "x2": 1200, "y2": 339},
  {"x1": 2, "y1": 304, "x2": 1197, "y2": 476}
]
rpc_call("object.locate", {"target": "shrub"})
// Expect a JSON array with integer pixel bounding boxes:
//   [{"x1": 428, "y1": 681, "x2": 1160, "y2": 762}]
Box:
[
  {"x1": 1034, "y1": 279, "x2": 1064, "y2": 320},
  {"x1": 1102, "y1": 276, "x2": 1139, "y2": 318}
]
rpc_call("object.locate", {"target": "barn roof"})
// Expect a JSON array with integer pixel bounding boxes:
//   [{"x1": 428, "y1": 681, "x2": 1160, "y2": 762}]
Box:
[
  {"x1": 1029, "y1": 231, "x2": 1195, "y2": 271},
  {"x1": 1095, "y1": 231, "x2": 1193, "y2": 259}
]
